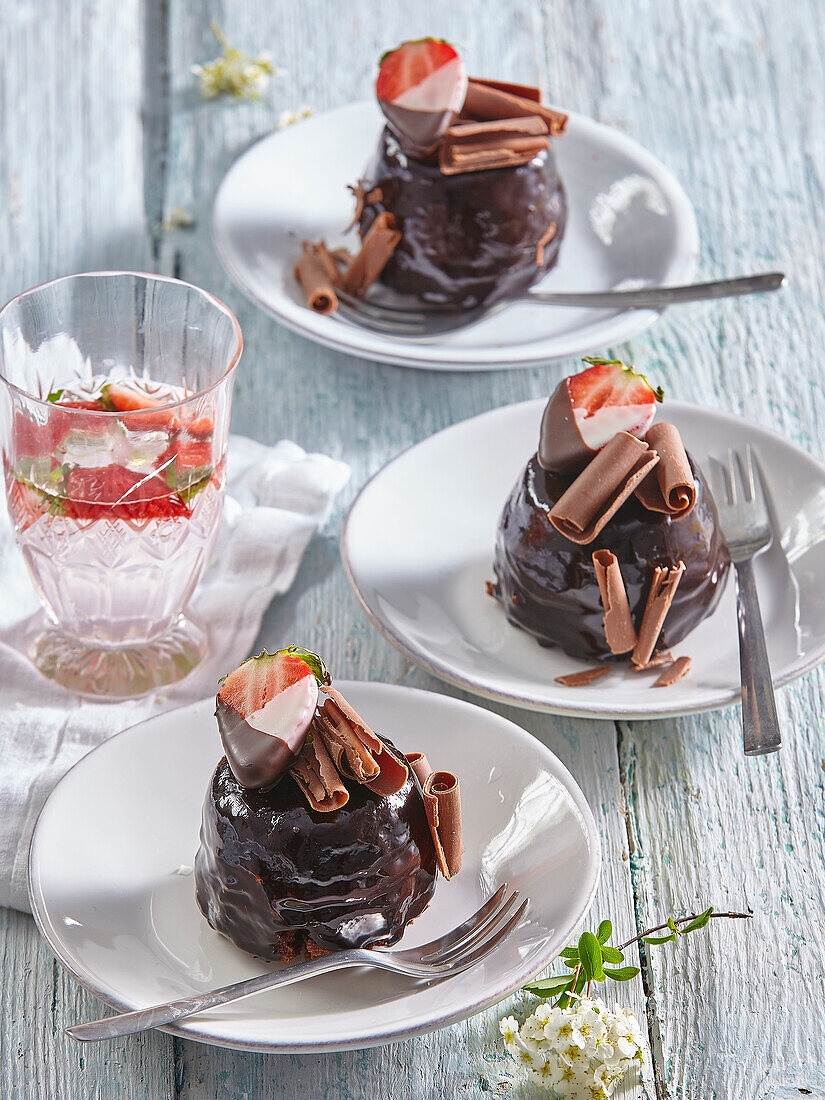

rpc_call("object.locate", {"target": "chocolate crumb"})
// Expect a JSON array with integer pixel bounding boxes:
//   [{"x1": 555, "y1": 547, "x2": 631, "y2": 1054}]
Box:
[
  {"x1": 485, "y1": 580, "x2": 495, "y2": 597},
  {"x1": 555, "y1": 666, "x2": 611, "y2": 687},
  {"x1": 653, "y1": 655, "x2": 692, "y2": 687},
  {"x1": 535, "y1": 223, "x2": 557, "y2": 266}
]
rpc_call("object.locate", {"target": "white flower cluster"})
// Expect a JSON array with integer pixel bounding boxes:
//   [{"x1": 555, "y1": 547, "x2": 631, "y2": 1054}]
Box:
[
  {"x1": 500, "y1": 996, "x2": 646, "y2": 1098},
  {"x1": 192, "y1": 36, "x2": 277, "y2": 101},
  {"x1": 276, "y1": 106, "x2": 315, "y2": 130}
]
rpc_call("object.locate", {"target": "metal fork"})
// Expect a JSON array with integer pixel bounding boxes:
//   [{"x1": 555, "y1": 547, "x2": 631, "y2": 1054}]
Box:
[
  {"x1": 334, "y1": 271, "x2": 786, "y2": 339},
  {"x1": 708, "y1": 445, "x2": 781, "y2": 756},
  {"x1": 66, "y1": 884, "x2": 527, "y2": 1041}
]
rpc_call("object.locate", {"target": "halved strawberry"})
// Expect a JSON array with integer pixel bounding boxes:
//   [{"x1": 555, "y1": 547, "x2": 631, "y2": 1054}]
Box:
[
  {"x1": 538, "y1": 357, "x2": 664, "y2": 474},
  {"x1": 217, "y1": 647, "x2": 329, "y2": 789},
  {"x1": 100, "y1": 382, "x2": 180, "y2": 432},
  {"x1": 376, "y1": 39, "x2": 467, "y2": 156}
]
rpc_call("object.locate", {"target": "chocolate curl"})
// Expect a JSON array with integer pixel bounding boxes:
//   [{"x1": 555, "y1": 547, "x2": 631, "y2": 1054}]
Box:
[
  {"x1": 422, "y1": 771, "x2": 463, "y2": 879},
  {"x1": 440, "y1": 117, "x2": 549, "y2": 175},
  {"x1": 345, "y1": 181, "x2": 383, "y2": 233},
  {"x1": 535, "y1": 224, "x2": 557, "y2": 266},
  {"x1": 631, "y1": 562, "x2": 686, "y2": 668},
  {"x1": 554, "y1": 666, "x2": 611, "y2": 687},
  {"x1": 406, "y1": 752, "x2": 433, "y2": 787},
  {"x1": 548, "y1": 433, "x2": 660, "y2": 545},
  {"x1": 339, "y1": 213, "x2": 401, "y2": 297},
  {"x1": 291, "y1": 724, "x2": 349, "y2": 812},
  {"x1": 468, "y1": 77, "x2": 541, "y2": 103},
  {"x1": 463, "y1": 78, "x2": 568, "y2": 136},
  {"x1": 629, "y1": 650, "x2": 673, "y2": 671},
  {"x1": 653, "y1": 655, "x2": 692, "y2": 687},
  {"x1": 293, "y1": 241, "x2": 339, "y2": 314},
  {"x1": 635, "y1": 423, "x2": 697, "y2": 519},
  {"x1": 322, "y1": 687, "x2": 409, "y2": 796},
  {"x1": 316, "y1": 697, "x2": 380, "y2": 784},
  {"x1": 592, "y1": 550, "x2": 637, "y2": 654}
]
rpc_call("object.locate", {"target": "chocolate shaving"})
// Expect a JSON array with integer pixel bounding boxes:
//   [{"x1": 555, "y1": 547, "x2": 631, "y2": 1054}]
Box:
[
  {"x1": 592, "y1": 549, "x2": 637, "y2": 654},
  {"x1": 439, "y1": 117, "x2": 549, "y2": 175},
  {"x1": 635, "y1": 423, "x2": 697, "y2": 518},
  {"x1": 321, "y1": 686, "x2": 408, "y2": 796},
  {"x1": 316, "y1": 697, "x2": 380, "y2": 783},
  {"x1": 463, "y1": 78, "x2": 568, "y2": 136},
  {"x1": 422, "y1": 771, "x2": 463, "y2": 879},
  {"x1": 548, "y1": 433, "x2": 660, "y2": 545},
  {"x1": 339, "y1": 212, "x2": 401, "y2": 296},
  {"x1": 629, "y1": 650, "x2": 674, "y2": 671},
  {"x1": 467, "y1": 77, "x2": 541, "y2": 104},
  {"x1": 329, "y1": 246, "x2": 354, "y2": 266},
  {"x1": 293, "y1": 241, "x2": 339, "y2": 314},
  {"x1": 535, "y1": 224, "x2": 557, "y2": 266},
  {"x1": 631, "y1": 562, "x2": 686, "y2": 668},
  {"x1": 345, "y1": 181, "x2": 383, "y2": 232},
  {"x1": 406, "y1": 752, "x2": 433, "y2": 787},
  {"x1": 291, "y1": 724, "x2": 349, "y2": 811},
  {"x1": 653, "y1": 655, "x2": 692, "y2": 687},
  {"x1": 555, "y1": 666, "x2": 611, "y2": 687}
]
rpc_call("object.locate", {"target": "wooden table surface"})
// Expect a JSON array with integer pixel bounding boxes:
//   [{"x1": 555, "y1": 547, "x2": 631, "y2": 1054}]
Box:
[{"x1": 2, "y1": 1, "x2": 824, "y2": 1097}]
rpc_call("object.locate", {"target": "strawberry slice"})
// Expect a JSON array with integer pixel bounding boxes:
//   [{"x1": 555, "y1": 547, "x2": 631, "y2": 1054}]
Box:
[
  {"x1": 538, "y1": 357, "x2": 664, "y2": 474},
  {"x1": 63, "y1": 464, "x2": 190, "y2": 521},
  {"x1": 568, "y1": 357, "x2": 664, "y2": 449},
  {"x1": 376, "y1": 39, "x2": 467, "y2": 156},
  {"x1": 100, "y1": 382, "x2": 180, "y2": 432},
  {"x1": 217, "y1": 647, "x2": 329, "y2": 789}
]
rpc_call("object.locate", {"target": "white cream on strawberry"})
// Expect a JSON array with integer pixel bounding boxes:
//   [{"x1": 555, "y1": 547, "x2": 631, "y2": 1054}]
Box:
[
  {"x1": 390, "y1": 57, "x2": 467, "y2": 112},
  {"x1": 246, "y1": 675, "x2": 319, "y2": 753},
  {"x1": 573, "y1": 403, "x2": 655, "y2": 450}
]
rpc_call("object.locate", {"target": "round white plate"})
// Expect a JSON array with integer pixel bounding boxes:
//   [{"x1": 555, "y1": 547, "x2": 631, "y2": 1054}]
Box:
[
  {"x1": 342, "y1": 401, "x2": 825, "y2": 719},
  {"x1": 212, "y1": 101, "x2": 698, "y2": 371},
  {"x1": 29, "y1": 683, "x2": 600, "y2": 1053}
]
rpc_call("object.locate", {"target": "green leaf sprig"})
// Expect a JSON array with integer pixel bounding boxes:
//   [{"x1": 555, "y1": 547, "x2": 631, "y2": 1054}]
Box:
[{"x1": 523, "y1": 908, "x2": 751, "y2": 1008}]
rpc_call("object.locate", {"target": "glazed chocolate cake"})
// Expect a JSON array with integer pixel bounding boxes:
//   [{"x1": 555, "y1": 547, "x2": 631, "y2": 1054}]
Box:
[
  {"x1": 491, "y1": 359, "x2": 731, "y2": 673},
  {"x1": 194, "y1": 647, "x2": 462, "y2": 959},
  {"x1": 293, "y1": 39, "x2": 568, "y2": 314}
]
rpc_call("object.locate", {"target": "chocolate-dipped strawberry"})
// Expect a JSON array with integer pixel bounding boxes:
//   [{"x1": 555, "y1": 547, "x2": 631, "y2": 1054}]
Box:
[
  {"x1": 216, "y1": 647, "x2": 327, "y2": 790},
  {"x1": 538, "y1": 357, "x2": 664, "y2": 475},
  {"x1": 195, "y1": 646, "x2": 463, "y2": 959},
  {"x1": 376, "y1": 38, "x2": 468, "y2": 158}
]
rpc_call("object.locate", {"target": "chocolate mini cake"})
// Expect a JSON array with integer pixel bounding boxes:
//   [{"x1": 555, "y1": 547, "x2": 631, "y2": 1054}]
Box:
[
  {"x1": 293, "y1": 39, "x2": 568, "y2": 315},
  {"x1": 491, "y1": 359, "x2": 731, "y2": 673},
  {"x1": 194, "y1": 647, "x2": 462, "y2": 959}
]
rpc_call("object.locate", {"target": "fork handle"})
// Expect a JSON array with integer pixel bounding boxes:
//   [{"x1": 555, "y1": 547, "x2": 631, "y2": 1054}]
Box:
[
  {"x1": 734, "y1": 559, "x2": 782, "y2": 756},
  {"x1": 65, "y1": 950, "x2": 372, "y2": 1041},
  {"x1": 522, "y1": 271, "x2": 786, "y2": 309}
]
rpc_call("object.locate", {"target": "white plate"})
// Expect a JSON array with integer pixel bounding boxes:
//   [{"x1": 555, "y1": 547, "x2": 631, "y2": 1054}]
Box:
[
  {"x1": 28, "y1": 683, "x2": 599, "y2": 1053},
  {"x1": 342, "y1": 401, "x2": 825, "y2": 719},
  {"x1": 212, "y1": 101, "x2": 698, "y2": 370}
]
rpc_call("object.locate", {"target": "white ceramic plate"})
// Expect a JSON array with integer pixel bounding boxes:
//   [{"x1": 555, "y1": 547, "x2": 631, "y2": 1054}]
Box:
[
  {"x1": 212, "y1": 101, "x2": 698, "y2": 370},
  {"x1": 29, "y1": 683, "x2": 599, "y2": 1053},
  {"x1": 342, "y1": 401, "x2": 825, "y2": 719}
]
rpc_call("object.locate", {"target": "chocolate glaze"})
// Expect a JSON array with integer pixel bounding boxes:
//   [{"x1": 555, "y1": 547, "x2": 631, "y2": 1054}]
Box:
[
  {"x1": 358, "y1": 125, "x2": 566, "y2": 309},
  {"x1": 492, "y1": 454, "x2": 730, "y2": 660},
  {"x1": 194, "y1": 754, "x2": 437, "y2": 957}
]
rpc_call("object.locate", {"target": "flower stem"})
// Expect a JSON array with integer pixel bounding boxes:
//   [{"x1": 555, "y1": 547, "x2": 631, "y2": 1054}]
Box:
[{"x1": 617, "y1": 910, "x2": 752, "y2": 951}]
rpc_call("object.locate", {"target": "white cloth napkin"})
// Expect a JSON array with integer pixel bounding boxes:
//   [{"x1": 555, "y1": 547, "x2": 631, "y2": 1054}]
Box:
[{"x1": 0, "y1": 436, "x2": 349, "y2": 912}]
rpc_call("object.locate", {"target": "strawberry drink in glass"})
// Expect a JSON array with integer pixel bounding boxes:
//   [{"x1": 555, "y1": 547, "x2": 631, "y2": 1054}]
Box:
[{"x1": 0, "y1": 272, "x2": 242, "y2": 698}]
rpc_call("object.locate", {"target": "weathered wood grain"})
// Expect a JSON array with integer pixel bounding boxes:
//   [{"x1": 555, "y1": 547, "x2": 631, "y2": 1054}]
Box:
[{"x1": 2, "y1": 0, "x2": 825, "y2": 1096}]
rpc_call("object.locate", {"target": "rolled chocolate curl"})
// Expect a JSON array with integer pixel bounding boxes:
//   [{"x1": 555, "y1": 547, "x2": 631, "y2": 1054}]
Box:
[
  {"x1": 631, "y1": 562, "x2": 686, "y2": 668},
  {"x1": 653, "y1": 655, "x2": 692, "y2": 687},
  {"x1": 468, "y1": 77, "x2": 541, "y2": 103},
  {"x1": 463, "y1": 78, "x2": 568, "y2": 136},
  {"x1": 554, "y1": 666, "x2": 611, "y2": 687},
  {"x1": 592, "y1": 549, "x2": 637, "y2": 654},
  {"x1": 548, "y1": 433, "x2": 660, "y2": 545},
  {"x1": 440, "y1": 117, "x2": 549, "y2": 175},
  {"x1": 406, "y1": 752, "x2": 433, "y2": 787},
  {"x1": 316, "y1": 697, "x2": 380, "y2": 784},
  {"x1": 339, "y1": 212, "x2": 402, "y2": 296},
  {"x1": 635, "y1": 423, "x2": 697, "y2": 518},
  {"x1": 291, "y1": 725, "x2": 349, "y2": 812},
  {"x1": 321, "y1": 686, "x2": 408, "y2": 796},
  {"x1": 422, "y1": 771, "x2": 463, "y2": 879},
  {"x1": 293, "y1": 242, "x2": 338, "y2": 314}
]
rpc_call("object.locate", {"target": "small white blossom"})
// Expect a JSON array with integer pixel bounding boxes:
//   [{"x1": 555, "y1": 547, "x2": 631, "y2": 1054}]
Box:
[
  {"x1": 501, "y1": 996, "x2": 646, "y2": 1096},
  {"x1": 276, "y1": 105, "x2": 315, "y2": 130},
  {"x1": 193, "y1": 23, "x2": 278, "y2": 101}
]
